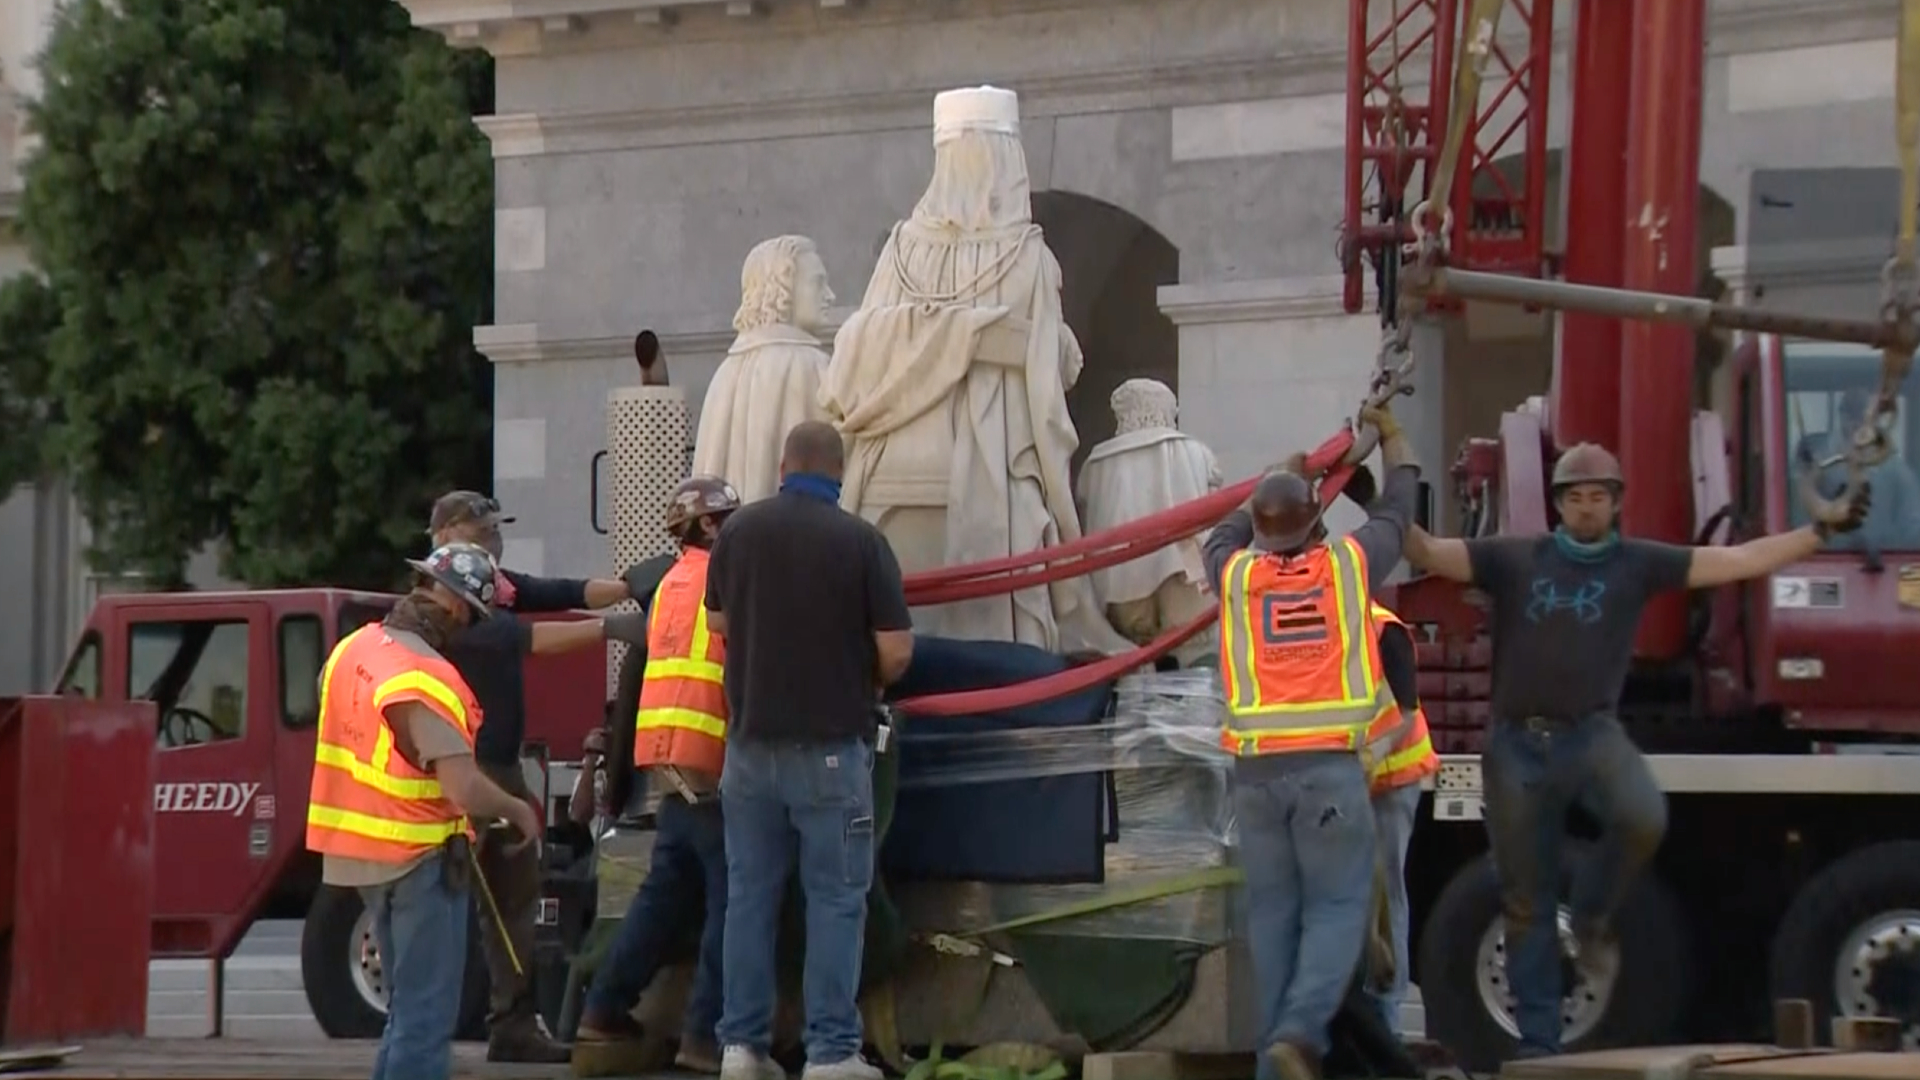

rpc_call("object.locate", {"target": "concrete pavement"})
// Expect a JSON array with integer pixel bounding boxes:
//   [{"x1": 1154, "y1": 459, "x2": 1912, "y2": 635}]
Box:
[
  {"x1": 147, "y1": 919, "x2": 322, "y2": 1041},
  {"x1": 151, "y1": 919, "x2": 1428, "y2": 1044}
]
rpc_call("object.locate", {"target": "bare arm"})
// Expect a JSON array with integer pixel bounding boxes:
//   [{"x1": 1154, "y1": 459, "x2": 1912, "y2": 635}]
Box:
[
  {"x1": 1686, "y1": 526, "x2": 1824, "y2": 589},
  {"x1": 707, "y1": 609, "x2": 728, "y2": 637},
  {"x1": 875, "y1": 631, "x2": 915, "y2": 687},
  {"x1": 433, "y1": 753, "x2": 534, "y2": 821},
  {"x1": 389, "y1": 702, "x2": 531, "y2": 822},
  {"x1": 530, "y1": 620, "x2": 605, "y2": 655},
  {"x1": 1405, "y1": 526, "x2": 1475, "y2": 583},
  {"x1": 583, "y1": 579, "x2": 631, "y2": 609}
]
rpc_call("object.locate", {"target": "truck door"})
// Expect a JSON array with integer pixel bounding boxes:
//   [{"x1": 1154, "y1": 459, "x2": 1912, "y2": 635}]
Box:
[
  {"x1": 268, "y1": 600, "x2": 389, "y2": 890},
  {"x1": 124, "y1": 599, "x2": 279, "y2": 958}
]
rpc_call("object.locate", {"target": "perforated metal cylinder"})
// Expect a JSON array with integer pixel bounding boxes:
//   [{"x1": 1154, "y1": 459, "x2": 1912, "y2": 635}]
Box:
[{"x1": 604, "y1": 386, "x2": 692, "y2": 696}]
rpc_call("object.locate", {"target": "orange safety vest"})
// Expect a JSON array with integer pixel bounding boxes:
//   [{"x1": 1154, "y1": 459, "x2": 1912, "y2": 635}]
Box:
[
  {"x1": 1363, "y1": 602, "x2": 1440, "y2": 793},
  {"x1": 634, "y1": 548, "x2": 728, "y2": 778},
  {"x1": 1217, "y1": 536, "x2": 1384, "y2": 756},
  {"x1": 306, "y1": 625, "x2": 479, "y2": 862}
]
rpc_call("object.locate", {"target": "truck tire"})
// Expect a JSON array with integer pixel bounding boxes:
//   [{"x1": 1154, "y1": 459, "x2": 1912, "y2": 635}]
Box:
[
  {"x1": 1769, "y1": 839, "x2": 1920, "y2": 1046},
  {"x1": 301, "y1": 884, "x2": 491, "y2": 1040},
  {"x1": 1418, "y1": 846, "x2": 1693, "y2": 1071}
]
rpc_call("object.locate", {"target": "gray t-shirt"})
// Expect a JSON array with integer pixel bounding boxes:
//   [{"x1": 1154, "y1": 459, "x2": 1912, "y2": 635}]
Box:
[{"x1": 1465, "y1": 536, "x2": 1693, "y2": 721}]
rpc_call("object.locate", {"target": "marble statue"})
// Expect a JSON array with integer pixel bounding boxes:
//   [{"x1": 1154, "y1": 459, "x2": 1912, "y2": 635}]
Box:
[
  {"x1": 1076, "y1": 378, "x2": 1224, "y2": 668},
  {"x1": 693, "y1": 235, "x2": 835, "y2": 504},
  {"x1": 824, "y1": 85, "x2": 1129, "y2": 655}
]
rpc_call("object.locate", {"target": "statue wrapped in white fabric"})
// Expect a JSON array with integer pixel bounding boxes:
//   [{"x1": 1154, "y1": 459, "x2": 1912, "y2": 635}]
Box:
[
  {"x1": 823, "y1": 85, "x2": 1129, "y2": 654},
  {"x1": 693, "y1": 235, "x2": 836, "y2": 504},
  {"x1": 1076, "y1": 378, "x2": 1224, "y2": 668}
]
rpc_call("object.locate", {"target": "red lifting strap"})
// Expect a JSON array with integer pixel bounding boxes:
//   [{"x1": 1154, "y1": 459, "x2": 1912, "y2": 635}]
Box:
[{"x1": 892, "y1": 428, "x2": 1367, "y2": 716}]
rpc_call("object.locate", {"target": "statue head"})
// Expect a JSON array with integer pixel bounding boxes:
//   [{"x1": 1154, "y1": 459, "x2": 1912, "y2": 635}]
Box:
[
  {"x1": 1111, "y1": 378, "x2": 1178, "y2": 435},
  {"x1": 734, "y1": 235, "x2": 834, "y2": 335},
  {"x1": 914, "y1": 85, "x2": 1032, "y2": 232}
]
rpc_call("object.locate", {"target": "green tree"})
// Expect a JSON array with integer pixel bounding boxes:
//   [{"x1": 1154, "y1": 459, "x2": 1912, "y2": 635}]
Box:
[
  {"x1": 0, "y1": 271, "x2": 60, "y2": 491},
  {"x1": 21, "y1": 0, "x2": 494, "y2": 589}
]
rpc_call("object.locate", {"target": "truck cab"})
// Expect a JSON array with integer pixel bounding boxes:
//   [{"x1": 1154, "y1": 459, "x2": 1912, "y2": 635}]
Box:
[
  {"x1": 52, "y1": 589, "x2": 394, "y2": 960},
  {"x1": 1728, "y1": 334, "x2": 1920, "y2": 734},
  {"x1": 49, "y1": 587, "x2": 609, "y2": 1037}
]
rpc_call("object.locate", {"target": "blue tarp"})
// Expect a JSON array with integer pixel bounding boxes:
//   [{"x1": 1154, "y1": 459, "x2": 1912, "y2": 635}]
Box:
[{"x1": 880, "y1": 636, "x2": 1113, "y2": 885}]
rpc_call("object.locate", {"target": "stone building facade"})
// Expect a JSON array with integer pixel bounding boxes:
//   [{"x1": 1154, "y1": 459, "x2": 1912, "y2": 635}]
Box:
[{"x1": 402, "y1": 0, "x2": 1907, "y2": 580}]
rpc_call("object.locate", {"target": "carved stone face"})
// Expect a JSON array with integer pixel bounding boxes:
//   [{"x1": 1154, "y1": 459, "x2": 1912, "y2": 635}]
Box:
[{"x1": 790, "y1": 251, "x2": 834, "y2": 333}]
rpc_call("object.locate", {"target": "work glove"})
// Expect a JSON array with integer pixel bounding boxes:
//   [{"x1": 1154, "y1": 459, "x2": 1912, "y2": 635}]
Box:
[
  {"x1": 1359, "y1": 401, "x2": 1402, "y2": 441},
  {"x1": 1819, "y1": 481, "x2": 1874, "y2": 537},
  {"x1": 603, "y1": 611, "x2": 650, "y2": 646},
  {"x1": 623, "y1": 553, "x2": 675, "y2": 605},
  {"x1": 1340, "y1": 463, "x2": 1379, "y2": 508}
]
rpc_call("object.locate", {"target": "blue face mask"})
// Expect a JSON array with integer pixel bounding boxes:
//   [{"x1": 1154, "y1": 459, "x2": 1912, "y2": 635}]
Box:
[
  {"x1": 1552, "y1": 525, "x2": 1620, "y2": 563},
  {"x1": 780, "y1": 472, "x2": 842, "y2": 505}
]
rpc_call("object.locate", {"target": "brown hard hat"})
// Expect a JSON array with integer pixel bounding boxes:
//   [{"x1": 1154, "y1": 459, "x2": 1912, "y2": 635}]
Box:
[
  {"x1": 1251, "y1": 470, "x2": 1321, "y2": 552},
  {"x1": 665, "y1": 475, "x2": 742, "y2": 536},
  {"x1": 1551, "y1": 442, "x2": 1624, "y2": 493}
]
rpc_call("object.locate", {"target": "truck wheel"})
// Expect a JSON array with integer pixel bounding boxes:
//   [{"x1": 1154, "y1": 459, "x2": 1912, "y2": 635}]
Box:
[
  {"x1": 1770, "y1": 840, "x2": 1920, "y2": 1046},
  {"x1": 1418, "y1": 847, "x2": 1693, "y2": 1071},
  {"x1": 301, "y1": 884, "x2": 492, "y2": 1040}
]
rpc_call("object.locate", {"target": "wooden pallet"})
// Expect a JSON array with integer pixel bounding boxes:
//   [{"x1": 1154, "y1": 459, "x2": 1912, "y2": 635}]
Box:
[{"x1": 0, "y1": 1038, "x2": 576, "y2": 1079}]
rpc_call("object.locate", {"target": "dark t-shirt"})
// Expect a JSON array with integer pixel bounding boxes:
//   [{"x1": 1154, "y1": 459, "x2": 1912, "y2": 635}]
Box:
[
  {"x1": 704, "y1": 491, "x2": 913, "y2": 743},
  {"x1": 444, "y1": 569, "x2": 589, "y2": 767},
  {"x1": 1466, "y1": 536, "x2": 1694, "y2": 720}
]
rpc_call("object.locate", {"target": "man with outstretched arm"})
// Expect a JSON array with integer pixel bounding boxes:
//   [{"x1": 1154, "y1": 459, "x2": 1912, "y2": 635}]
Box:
[
  {"x1": 1200, "y1": 403, "x2": 1420, "y2": 1080},
  {"x1": 1401, "y1": 442, "x2": 1870, "y2": 1061},
  {"x1": 427, "y1": 490, "x2": 652, "y2": 1062}
]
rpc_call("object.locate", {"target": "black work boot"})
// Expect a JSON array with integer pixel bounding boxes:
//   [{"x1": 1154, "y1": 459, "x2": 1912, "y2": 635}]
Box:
[{"x1": 487, "y1": 1015, "x2": 572, "y2": 1064}]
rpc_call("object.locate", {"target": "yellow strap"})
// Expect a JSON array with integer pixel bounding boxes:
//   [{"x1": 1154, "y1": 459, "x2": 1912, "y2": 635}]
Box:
[
  {"x1": 635, "y1": 707, "x2": 727, "y2": 740},
  {"x1": 1426, "y1": 0, "x2": 1507, "y2": 234},
  {"x1": 307, "y1": 802, "x2": 466, "y2": 846},
  {"x1": 1898, "y1": 0, "x2": 1920, "y2": 261}
]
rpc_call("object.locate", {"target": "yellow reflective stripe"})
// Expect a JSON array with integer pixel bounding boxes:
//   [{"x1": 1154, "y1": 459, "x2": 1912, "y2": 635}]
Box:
[
  {"x1": 636, "y1": 707, "x2": 727, "y2": 739},
  {"x1": 1380, "y1": 732, "x2": 1435, "y2": 774},
  {"x1": 312, "y1": 742, "x2": 447, "y2": 800},
  {"x1": 1232, "y1": 721, "x2": 1368, "y2": 743},
  {"x1": 644, "y1": 657, "x2": 724, "y2": 683},
  {"x1": 373, "y1": 671, "x2": 469, "y2": 731},
  {"x1": 1328, "y1": 538, "x2": 1370, "y2": 703},
  {"x1": 315, "y1": 625, "x2": 368, "y2": 741},
  {"x1": 1219, "y1": 549, "x2": 1261, "y2": 713},
  {"x1": 306, "y1": 802, "x2": 466, "y2": 846}
]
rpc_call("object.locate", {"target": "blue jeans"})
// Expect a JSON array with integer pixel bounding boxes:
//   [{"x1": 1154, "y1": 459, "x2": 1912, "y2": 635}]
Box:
[
  {"x1": 583, "y1": 794, "x2": 727, "y2": 1046},
  {"x1": 362, "y1": 855, "x2": 470, "y2": 1080},
  {"x1": 1366, "y1": 782, "x2": 1422, "y2": 1031},
  {"x1": 1483, "y1": 713, "x2": 1666, "y2": 1057},
  {"x1": 1234, "y1": 751, "x2": 1377, "y2": 1075},
  {"x1": 717, "y1": 736, "x2": 876, "y2": 1065}
]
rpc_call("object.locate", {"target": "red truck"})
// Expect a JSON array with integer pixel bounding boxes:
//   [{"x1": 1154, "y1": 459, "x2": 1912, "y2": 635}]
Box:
[{"x1": 48, "y1": 586, "x2": 608, "y2": 1039}]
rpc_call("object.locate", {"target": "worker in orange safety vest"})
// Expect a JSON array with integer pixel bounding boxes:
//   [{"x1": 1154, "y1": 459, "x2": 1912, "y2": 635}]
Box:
[
  {"x1": 306, "y1": 541, "x2": 542, "y2": 1080},
  {"x1": 1358, "y1": 601, "x2": 1440, "y2": 1033},
  {"x1": 1199, "y1": 402, "x2": 1420, "y2": 1080},
  {"x1": 574, "y1": 475, "x2": 742, "y2": 1076}
]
